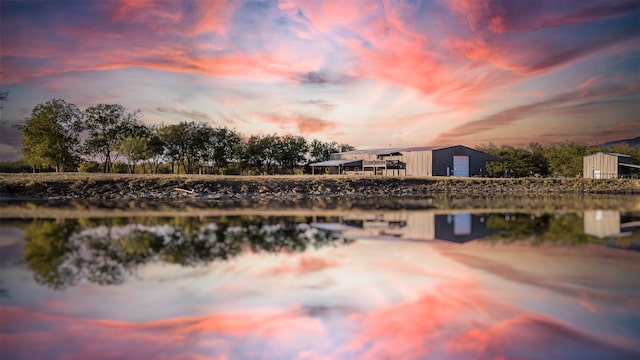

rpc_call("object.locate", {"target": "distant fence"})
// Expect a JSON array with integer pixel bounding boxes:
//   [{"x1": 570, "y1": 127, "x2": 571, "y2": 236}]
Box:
[{"x1": 589, "y1": 173, "x2": 640, "y2": 179}]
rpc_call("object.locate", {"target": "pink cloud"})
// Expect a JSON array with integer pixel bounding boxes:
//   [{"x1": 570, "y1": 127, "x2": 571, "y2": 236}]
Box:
[
  {"x1": 446, "y1": 0, "x2": 638, "y2": 34},
  {"x1": 433, "y1": 78, "x2": 640, "y2": 145},
  {"x1": 264, "y1": 114, "x2": 336, "y2": 134},
  {"x1": 108, "y1": 0, "x2": 233, "y2": 36},
  {"x1": 578, "y1": 76, "x2": 602, "y2": 90},
  {"x1": 339, "y1": 279, "x2": 490, "y2": 359},
  {"x1": 453, "y1": 314, "x2": 639, "y2": 359},
  {"x1": 1, "y1": 304, "x2": 325, "y2": 359}
]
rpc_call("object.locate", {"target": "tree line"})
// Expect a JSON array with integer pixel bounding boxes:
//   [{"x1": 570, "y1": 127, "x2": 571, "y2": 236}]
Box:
[
  {"x1": 476, "y1": 142, "x2": 640, "y2": 178},
  {"x1": 16, "y1": 99, "x2": 354, "y2": 174},
  {"x1": 11, "y1": 98, "x2": 639, "y2": 177}
]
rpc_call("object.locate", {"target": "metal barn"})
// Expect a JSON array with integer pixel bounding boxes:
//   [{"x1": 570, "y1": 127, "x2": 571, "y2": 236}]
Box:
[
  {"x1": 583, "y1": 152, "x2": 639, "y2": 179},
  {"x1": 310, "y1": 145, "x2": 500, "y2": 177}
]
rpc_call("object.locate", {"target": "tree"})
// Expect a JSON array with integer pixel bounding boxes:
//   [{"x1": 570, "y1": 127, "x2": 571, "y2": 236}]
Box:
[
  {"x1": 158, "y1": 121, "x2": 211, "y2": 174},
  {"x1": 544, "y1": 142, "x2": 591, "y2": 177},
  {"x1": 339, "y1": 143, "x2": 356, "y2": 152},
  {"x1": 275, "y1": 135, "x2": 308, "y2": 174},
  {"x1": 118, "y1": 136, "x2": 149, "y2": 173},
  {"x1": 476, "y1": 143, "x2": 547, "y2": 177},
  {"x1": 180, "y1": 122, "x2": 211, "y2": 174},
  {"x1": 242, "y1": 134, "x2": 279, "y2": 174},
  {"x1": 476, "y1": 143, "x2": 502, "y2": 177},
  {"x1": 159, "y1": 123, "x2": 184, "y2": 174},
  {"x1": 527, "y1": 142, "x2": 549, "y2": 177},
  {"x1": 309, "y1": 139, "x2": 340, "y2": 163},
  {"x1": 19, "y1": 99, "x2": 83, "y2": 172},
  {"x1": 145, "y1": 125, "x2": 166, "y2": 174},
  {"x1": 207, "y1": 127, "x2": 242, "y2": 174},
  {"x1": 83, "y1": 104, "x2": 142, "y2": 173}
]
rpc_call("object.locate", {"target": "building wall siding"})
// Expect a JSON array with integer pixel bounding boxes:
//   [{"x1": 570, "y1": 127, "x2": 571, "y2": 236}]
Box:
[
  {"x1": 402, "y1": 150, "x2": 432, "y2": 176},
  {"x1": 583, "y1": 153, "x2": 619, "y2": 179},
  {"x1": 432, "y1": 146, "x2": 490, "y2": 177},
  {"x1": 584, "y1": 210, "x2": 621, "y2": 238}
]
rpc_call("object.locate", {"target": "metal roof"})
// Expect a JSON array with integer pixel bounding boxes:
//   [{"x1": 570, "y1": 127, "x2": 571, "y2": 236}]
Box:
[
  {"x1": 619, "y1": 163, "x2": 640, "y2": 169},
  {"x1": 309, "y1": 159, "x2": 363, "y2": 167},
  {"x1": 334, "y1": 145, "x2": 502, "y2": 160},
  {"x1": 586, "y1": 152, "x2": 632, "y2": 157},
  {"x1": 337, "y1": 145, "x2": 449, "y2": 156}
]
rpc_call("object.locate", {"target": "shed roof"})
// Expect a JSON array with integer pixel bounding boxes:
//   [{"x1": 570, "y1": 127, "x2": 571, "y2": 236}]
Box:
[
  {"x1": 619, "y1": 163, "x2": 640, "y2": 169},
  {"x1": 586, "y1": 152, "x2": 631, "y2": 158}
]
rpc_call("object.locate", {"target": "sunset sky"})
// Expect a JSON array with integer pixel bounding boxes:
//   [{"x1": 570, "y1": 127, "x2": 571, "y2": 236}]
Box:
[{"x1": 1, "y1": 0, "x2": 639, "y2": 160}]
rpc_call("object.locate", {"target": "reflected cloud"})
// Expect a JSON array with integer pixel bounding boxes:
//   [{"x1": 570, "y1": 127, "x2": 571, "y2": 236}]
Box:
[
  {"x1": 263, "y1": 256, "x2": 337, "y2": 275},
  {"x1": 456, "y1": 314, "x2": 639, "y2": 359}
]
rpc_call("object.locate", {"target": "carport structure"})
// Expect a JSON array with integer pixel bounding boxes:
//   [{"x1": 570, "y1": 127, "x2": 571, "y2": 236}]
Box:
[{"x1": 309, "y1": 159, "x2": 363, "y2": 175}]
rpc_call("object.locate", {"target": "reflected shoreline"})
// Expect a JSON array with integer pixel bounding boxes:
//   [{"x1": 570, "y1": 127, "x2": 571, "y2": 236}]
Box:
[
  {"x1": 2, "y1": 209, "x2": 638, "y2": 291},
  {"x1": 1, "y1": 194, "x2": 639, "y2": 218}
]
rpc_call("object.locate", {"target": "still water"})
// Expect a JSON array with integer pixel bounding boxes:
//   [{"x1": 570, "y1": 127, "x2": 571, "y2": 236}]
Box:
[{"x1": 1, "y1": 205, "x2": 639, "y2": 359}]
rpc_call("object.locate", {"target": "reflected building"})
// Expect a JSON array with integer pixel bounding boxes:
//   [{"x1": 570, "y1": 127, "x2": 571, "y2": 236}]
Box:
[
  {"x1": 312, "y1": 212, "x2": 500, "y2": 243},
  {"x1": 584, "y1": 210, "x2": 640, "y2": 238}
]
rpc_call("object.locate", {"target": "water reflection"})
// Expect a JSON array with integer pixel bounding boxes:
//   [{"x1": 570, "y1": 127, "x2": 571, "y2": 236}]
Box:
[
  {"x1": 314, "y1": 211, "x2": 640, "y2": 248},
  {"x1": 7, "y1": 211, "x2": 640, "y2": 291},
  {"x1": 2, "y1": 210, "x2": 639, "y2": 359},
  {"x1": 19, "y1": 217, "x2": 345, "y2": 289},
  {"x1": 314, "y1": 212, "x2": 501, "y2": 243}
]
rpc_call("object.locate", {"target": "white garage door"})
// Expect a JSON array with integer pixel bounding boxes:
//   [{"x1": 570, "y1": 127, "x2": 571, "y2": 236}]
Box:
[
  {"x1": 453, "y1": 213, "x2": 471, "y2": 235},
  {"x1": 453, "y1": 156, "x2": 469, "y2": 177}
]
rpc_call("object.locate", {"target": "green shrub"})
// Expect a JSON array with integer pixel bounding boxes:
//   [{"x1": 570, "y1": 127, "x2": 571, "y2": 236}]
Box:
[
  {"x1": 78, "y1": 161, "x2": 102, "y2": 173},
  {"x1": 223, "y1": 165, "x2": 241, "y2": 175},
  {"x1": 111, "y1": 161, "x2": 128, "y2": 173},
  {"x1": 0, "y1": 160, "x2": 34, "y2": 173},
  {"x1": 156, "y1": 163, "x2": 173, "y2": 174}
]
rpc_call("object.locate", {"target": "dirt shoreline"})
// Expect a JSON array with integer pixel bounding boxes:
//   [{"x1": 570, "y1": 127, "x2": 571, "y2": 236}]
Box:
[{"x1": 1, "y1": 173, "x2": 638, "y2": 201}]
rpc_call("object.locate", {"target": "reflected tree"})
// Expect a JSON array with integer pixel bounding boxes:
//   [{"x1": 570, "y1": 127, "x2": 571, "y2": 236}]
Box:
[
  {"x1": 485, "y1": 214, "x2": 550, "y2": 243},
  {"x1": 483, "y1": 213, "x2": 637, "y2": 247},
  {"x1": 21, "y1": 216, "x2": 340, "y2": 290},
  {"x1": 24, "y1": 220, "x2": 81, "y2": 290}
]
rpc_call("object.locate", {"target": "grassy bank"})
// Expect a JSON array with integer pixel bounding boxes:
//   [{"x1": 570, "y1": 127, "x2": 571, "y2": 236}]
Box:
[{"x1": 1, "y1": 173, "x2": 639, "y2": 201}]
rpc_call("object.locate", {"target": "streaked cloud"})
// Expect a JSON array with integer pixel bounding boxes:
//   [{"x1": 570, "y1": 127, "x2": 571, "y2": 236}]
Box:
[{"x1": 156, "y1": 107, "x2": 214, "y2": 123}]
